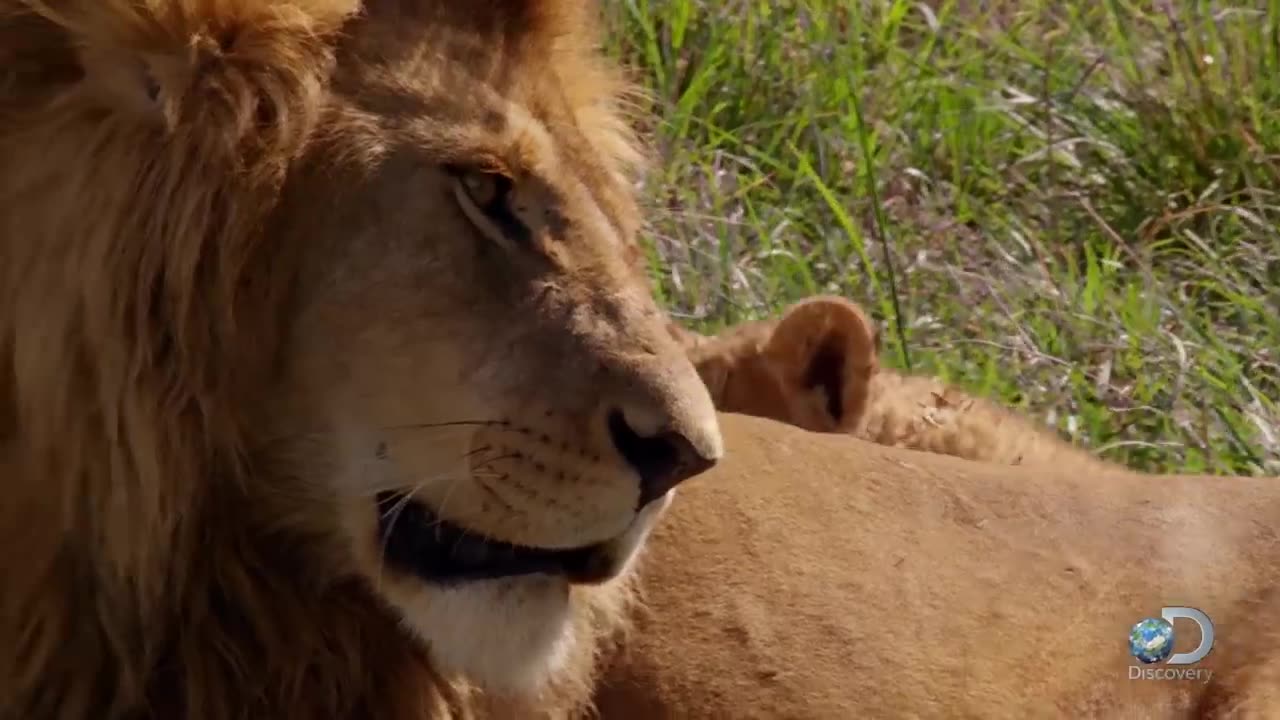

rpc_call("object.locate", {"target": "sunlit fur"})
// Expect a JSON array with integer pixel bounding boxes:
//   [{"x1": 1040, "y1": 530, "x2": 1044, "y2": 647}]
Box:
[
  {"x1": 673, "y1": 296, "x2": 1120, "y2": 472},
  {"x1": 595, "y1": 413, "x2": 1280, "y2": 718},
  {"x1": 0, "y1": 1, "x2": 720, "y2": 718}
]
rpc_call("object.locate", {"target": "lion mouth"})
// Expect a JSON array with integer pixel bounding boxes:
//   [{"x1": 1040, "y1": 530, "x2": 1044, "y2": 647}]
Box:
[{"x1": 375, "y1": 491, "x2": 619, "y2": 584}]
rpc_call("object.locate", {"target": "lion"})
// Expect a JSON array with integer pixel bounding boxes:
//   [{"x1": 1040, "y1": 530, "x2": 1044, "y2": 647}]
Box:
[
  {"x1": 0, "y1": 2, "x2": 723, "y2": 718},
  {"x1": 594, "y1": 412, "x2": 1280, "y2": 718},
  {"x1": 673, "y1": 295, "x2": 1121, "y2": 472}
]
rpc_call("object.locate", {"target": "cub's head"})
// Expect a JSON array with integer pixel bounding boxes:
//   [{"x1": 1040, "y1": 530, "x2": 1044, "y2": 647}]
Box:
[
  {"x1": 687, "y1": 296, "x2": 880, "y2": 433},
  {"x1": 2, "y1": 0, "x2": 720, "y2": 703}
]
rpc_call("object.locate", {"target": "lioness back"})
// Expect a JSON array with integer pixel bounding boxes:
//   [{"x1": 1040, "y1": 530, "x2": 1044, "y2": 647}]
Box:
[{"x1": 595, "y1": 413, "x2": 1280, "y2": 718}]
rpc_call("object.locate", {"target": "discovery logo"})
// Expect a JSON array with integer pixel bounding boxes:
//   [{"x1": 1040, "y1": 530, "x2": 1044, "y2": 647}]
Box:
[{"x1": 1128, "y1": 607, "x2": 1214, "y2": 683}]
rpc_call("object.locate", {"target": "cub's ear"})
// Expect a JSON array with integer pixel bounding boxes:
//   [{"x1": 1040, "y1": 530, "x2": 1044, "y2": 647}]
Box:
[
  {"x1": 666, "y1": 321, "x2": 731, "y2": 403},
  {"x1": 690, "y1": 352, "x2": 732, "y2": 407},
  {"x1": 760, "y1": 296, "x2": 880, "y2": 431}
]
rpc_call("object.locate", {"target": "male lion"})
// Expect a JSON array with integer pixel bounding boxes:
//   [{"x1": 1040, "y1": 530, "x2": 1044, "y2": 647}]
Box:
[
  {"x1": 0, "y1": 1, "x2": 722, "y2": 718},
  {"x1": 595, "y1": 413, "x2": 1280, "y2": 718},
  {"x1": 675, "y1": 295, "x2": 1120, "y2": 471}
]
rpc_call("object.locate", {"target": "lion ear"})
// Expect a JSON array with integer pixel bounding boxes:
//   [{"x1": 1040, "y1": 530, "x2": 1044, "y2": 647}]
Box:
[
  {"x1": 668, "y1": 322, "x2": 730, "y2": 401},
  {"x1": 691, "y1": 353, "x2": 732, "y2": 407},
  {"x1": 760, "y1": 296, "x2": 880, "y2": 431}
]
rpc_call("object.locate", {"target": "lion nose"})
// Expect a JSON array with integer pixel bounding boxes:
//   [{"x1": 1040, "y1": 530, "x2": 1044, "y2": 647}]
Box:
[{"x1": 607, "y1": 408, "x2": 720, "y2": 508}]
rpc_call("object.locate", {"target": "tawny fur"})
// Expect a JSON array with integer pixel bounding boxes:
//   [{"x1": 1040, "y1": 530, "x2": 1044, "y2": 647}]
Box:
[
  {"x1": 1, "y1": 2, "x2": 721, "y2": 718},
  {"x1": 594, "y1": 412, "x2": 1280, "y2": 718},
  {"x1": 674, "y1": 296, "x2": 1120, "y2": 472}
]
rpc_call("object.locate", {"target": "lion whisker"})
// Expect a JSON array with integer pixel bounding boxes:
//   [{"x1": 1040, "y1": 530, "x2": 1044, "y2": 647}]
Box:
[
  {"x1": 473, "y1": 477, "x2": 518, "y2": 516},
  {"x1": 345, "y1": 444, "x2": 495, "y2": 498},
  {"x1": 377, "y1": 419, "x2": 507, "y2": 432},
  {"x1": 470, "y1": 451, "x2": 520, "y2": 473},
  {"x1": 442, "y1": 474, "x2": 524, "y2": 560},
  {"x1": 364, "y1": 442, "x2": 531, "y2": 589},
  {"x1": 257, "y1": 419, "x2": 504, "y2": 451},
  {"x1": 374, "y1": 482, "x2": 428, "y2": 594},
  {"x1": 371, "y1": 443, "x2": 497, "y2": 588}
]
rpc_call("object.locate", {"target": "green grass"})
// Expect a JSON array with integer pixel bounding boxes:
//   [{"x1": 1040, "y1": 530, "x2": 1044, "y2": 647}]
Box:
[{"x1": 605, "y1": 0, "x2": 1280, "y2": 475}]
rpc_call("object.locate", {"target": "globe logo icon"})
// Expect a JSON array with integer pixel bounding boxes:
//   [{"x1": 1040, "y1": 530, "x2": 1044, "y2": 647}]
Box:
[{"x1": 1129, "y1": 617, "x2": 1175, "y2": 664}]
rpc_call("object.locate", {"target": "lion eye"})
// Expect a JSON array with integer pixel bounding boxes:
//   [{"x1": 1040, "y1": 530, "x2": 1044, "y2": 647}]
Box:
[
  {"x1": 454, "y1": 167, "x2": 512, "y2": 212},
  {"x1": 448, "y1": 164, "x2": 528, "y2": 246}
]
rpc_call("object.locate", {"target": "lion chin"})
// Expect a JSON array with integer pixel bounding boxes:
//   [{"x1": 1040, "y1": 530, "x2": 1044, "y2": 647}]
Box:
[
  {"x1": 372, "y1": 493, "x2": 672, "y2": 693},
  {"x1": 2, "y1": 1, "x2": 722, "y2": 718}
]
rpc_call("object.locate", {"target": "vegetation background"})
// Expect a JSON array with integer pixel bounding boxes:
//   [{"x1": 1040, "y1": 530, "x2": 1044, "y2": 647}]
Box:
[{"x1": 605, "y1": 0, "x2": 1280, "y2": 475}]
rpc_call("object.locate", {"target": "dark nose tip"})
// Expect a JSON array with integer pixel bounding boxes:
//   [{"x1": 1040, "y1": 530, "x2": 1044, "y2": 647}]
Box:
[{"x1": 607, "y1": 409, "x2": 718, "y2": 508}]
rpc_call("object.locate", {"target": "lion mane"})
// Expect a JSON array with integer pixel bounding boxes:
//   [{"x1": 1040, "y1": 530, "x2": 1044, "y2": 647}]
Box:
[
  {"x1": 1, "y1": 2, "x2": 692, "y2": 718},
  {"x1": 674, "y1": 296, "x2": 1120, "y2": 472}
]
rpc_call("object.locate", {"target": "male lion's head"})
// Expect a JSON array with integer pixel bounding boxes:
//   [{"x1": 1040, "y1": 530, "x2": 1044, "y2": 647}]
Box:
[{"x1": 1, "y1": 0, "x2": 720, "y2": 713}]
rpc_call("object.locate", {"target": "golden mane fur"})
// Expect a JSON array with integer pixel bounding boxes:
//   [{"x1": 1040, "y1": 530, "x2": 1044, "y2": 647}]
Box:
[
  {"x1": 595, "y1": 413, "x2": 1280, "y2": 718},
  {"x1": 674, "y1": 296, "x2": 1119, "y2": 472},
  {"x1": 2, "y1": 2, "x2": 722, "y2": 718}
]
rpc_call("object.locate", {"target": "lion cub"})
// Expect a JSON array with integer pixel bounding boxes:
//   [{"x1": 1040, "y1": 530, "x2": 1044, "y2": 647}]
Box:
[{"x1": 670, "y1": 296, "x2": 1120, "y2": 471}]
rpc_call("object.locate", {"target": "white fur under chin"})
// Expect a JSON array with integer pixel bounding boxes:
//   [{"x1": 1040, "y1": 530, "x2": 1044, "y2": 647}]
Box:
[
  {"x1": 401, "y1": 574, "x2": 579, "y2": 693},
  {"x1": 392, "y1": 492, "x2": 674, "y2": 693}
]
